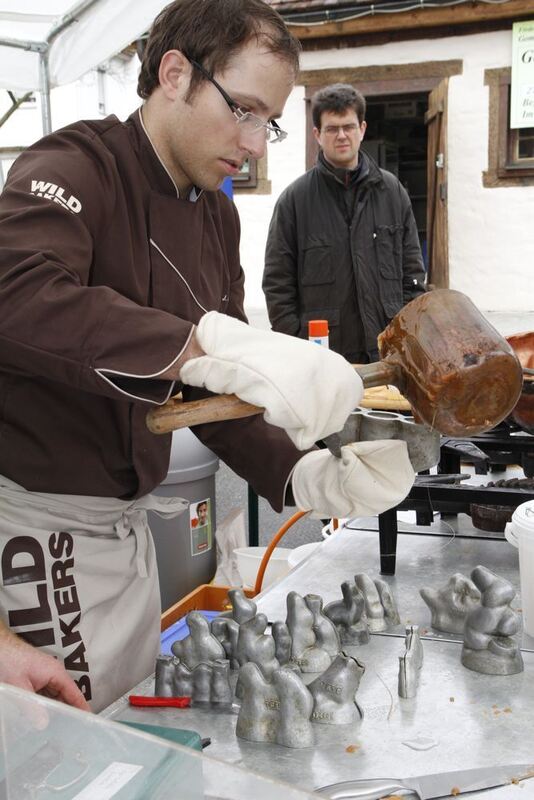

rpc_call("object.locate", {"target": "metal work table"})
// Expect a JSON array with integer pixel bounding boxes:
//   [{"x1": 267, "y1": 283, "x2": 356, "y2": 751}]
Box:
[{"x1": 104, "y1": 525, "x2": 534, "y2": 797}]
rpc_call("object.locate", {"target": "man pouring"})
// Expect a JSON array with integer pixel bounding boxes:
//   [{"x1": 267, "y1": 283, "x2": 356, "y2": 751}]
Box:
[{"x1": 0, "y1": 0, "x2": 414, "y2": 712}]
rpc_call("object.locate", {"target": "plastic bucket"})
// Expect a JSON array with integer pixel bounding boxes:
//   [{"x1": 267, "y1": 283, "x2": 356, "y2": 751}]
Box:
[
  {"x1": 287, "y1": 542, "x2": 321, "y2": 569},
  {"x1": 150, "y1": 429, "x2": 219, "y2": 611},
  {"x1": 504, "y1": 500, "x2": 534, "y2": 637},
  {"x1": 233, "y1": 546, "x2": 291, "y2": 590}
]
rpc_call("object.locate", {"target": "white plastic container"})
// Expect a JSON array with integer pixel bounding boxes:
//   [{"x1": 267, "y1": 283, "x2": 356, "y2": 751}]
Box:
[
  {"x1": 504, "y1": 500, "x2": 534, "y2": 637},
  {"x1": 287, "y1": 541, "x2": 321, "y2": 568},
  {"x1": 233, "y1": 546, "x2": 291, "y2": 590}
]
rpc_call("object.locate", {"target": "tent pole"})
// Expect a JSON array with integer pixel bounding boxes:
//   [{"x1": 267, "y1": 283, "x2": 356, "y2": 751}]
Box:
[{"x1": 39, "y1": 52, "x2": 52, "y2": 135}]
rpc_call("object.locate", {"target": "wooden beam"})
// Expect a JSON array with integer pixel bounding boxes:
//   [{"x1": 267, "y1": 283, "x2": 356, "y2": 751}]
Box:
[
  {"x1": 286, "y1": 0, "x2": 533, "y2": 40},
  {"x1": 299, "y1": 59, "x2": 462, "y2": 86}
]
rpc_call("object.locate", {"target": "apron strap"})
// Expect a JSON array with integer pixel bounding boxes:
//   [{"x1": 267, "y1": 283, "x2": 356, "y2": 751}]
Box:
[{"x1": 114, "y1": 495, "x2": 189, "y2": 578}]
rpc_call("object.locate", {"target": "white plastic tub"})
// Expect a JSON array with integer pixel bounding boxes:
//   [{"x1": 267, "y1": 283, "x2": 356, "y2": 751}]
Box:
[
  {"x1": 287, "y1": 541, "x2": 321, "y2": 568},
  {"x1": 233, "y1": 546, "x2": 291, "y2": 590}
]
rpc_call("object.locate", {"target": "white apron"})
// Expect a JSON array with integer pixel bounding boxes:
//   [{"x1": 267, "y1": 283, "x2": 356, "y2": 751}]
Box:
[{"x1": 0, "y1": 475, "x2": 188, "y2": 712}]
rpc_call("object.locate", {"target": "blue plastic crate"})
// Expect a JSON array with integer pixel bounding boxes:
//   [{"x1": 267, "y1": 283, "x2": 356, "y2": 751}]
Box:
[{"x1": 160, "y1": 610, "x2": 221, "y2": 655}]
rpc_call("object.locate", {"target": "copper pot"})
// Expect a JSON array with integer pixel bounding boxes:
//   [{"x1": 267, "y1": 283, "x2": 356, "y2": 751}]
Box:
[{"x1": 506, "y1": 331, "x2": 534, "y2": 435}]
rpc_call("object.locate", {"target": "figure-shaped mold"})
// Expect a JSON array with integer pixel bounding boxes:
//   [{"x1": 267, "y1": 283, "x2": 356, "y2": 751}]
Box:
[
  {"x1": 235, "y1": 613, "x2": 280, "y2": 679},
  {"x1": 308, "y1": 653, "x2": 365, "y2": 725},
  {"x1": 192, "y1": 662, "x2": 212, "y2": 703},
  {"x1": 398, "y1": 626, "x2": 423, "y2": 699},
  {"x1": 272, "y1": 667, "x2": 314, "y2": 748},
  {"x1": 154, "y1": 654, "x2": 177, "y2": 697},
  {"x1": 420, "y1": 572, "x2": 481, "y2": 634},
  {"x1": 272, "y1": 621, "x2": 292, "y2": 666},
  {"x1": 461, "y1": 566, "x2": 524, "y2": 675},
  {"x1": 375, "y1": 578, "x2": 401, "y2": 626},
  {"x1": 286, "y1": 591, "x2": 331, "y2": 673},
  {"x1": 171, "y1": 611, "x2": 226, "y2": 669},
  {"x1": 324, "y1": 582, "x2": 370, "y2": 645},
  {"x1": 305, "y1": 594, "x2": 341, "y2": 658},
  {"x1": 405, "y1": 625, "x2": 424, "y2": 669},
  {"x1": 210, "y1": 659, "x2": 233, "y2": 705},
  {"x1": 173, "y1": 661, "x2": 193, "y2": 697},
  {"x1": 228, "y1": 589, "x2": 257, "y2": 625},
  {"x1": 354, "y1": 574, "x2": 387, "y2": 631},
  {"x1": 355, "y1": 573, "x2": 399, "y2": 631},
  {"x1": 236, "y1": 662, "x2": 279, "y2": 744},
  {"x1": 211, "y1": 617, "x2": 240, "y2": 669}
]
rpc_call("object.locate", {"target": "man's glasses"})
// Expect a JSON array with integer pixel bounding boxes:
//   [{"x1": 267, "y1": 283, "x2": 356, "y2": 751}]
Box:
[
  {"x1": 322, "y1": 123, "x2": 360, "y2": 136},
  {"x1": 188, "y1": 58, "x2": 287, "y2": 144}
]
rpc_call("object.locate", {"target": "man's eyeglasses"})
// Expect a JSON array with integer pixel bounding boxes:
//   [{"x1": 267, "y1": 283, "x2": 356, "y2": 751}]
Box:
[
  {"x1": 322, "y1": 123, "x2": 360, "y2": 137},
  {"x1": 188, "y1": 58, "x2": 287, "y2": 144}
]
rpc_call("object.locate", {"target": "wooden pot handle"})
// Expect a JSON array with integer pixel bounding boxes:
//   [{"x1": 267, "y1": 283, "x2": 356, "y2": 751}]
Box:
[
  {"x1": 145, "y1": 360, "x2": 400, "y2": 435},
  {"x1": 146, "y1": 394, "x2": 263, "y2": 434}
]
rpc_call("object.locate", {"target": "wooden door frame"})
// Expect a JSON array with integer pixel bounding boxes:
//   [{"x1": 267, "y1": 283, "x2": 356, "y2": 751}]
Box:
[{"x1": 425, "y1": 79, "x2": 450, "y2": 288}]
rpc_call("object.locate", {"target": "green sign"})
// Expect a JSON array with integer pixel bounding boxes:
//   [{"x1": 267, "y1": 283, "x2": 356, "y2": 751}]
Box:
[{"x1": 511, "y1": 20, "x2": 534, "y2": 129}]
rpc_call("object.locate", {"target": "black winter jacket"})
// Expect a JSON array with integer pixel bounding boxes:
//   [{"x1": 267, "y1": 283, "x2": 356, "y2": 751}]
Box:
[{"x1": 263, "y1": 151, "x2": 426, "y2": 362}]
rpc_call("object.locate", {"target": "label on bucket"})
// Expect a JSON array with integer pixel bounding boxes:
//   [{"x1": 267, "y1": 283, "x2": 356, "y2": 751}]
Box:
[{"x1": 189, "y1": 497, "x2": 213, "y2": 556}]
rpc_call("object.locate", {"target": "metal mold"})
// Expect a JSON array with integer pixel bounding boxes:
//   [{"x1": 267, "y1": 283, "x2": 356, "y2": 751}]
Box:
[
  {"x1": 305, "y1": 594, "x2": 341, "y2": 658},
  {"x1": 399, "y1": 626, "x2": 424, "y2": 699},
  {"x1": 323, "y1": 407, "x2": 441, "y2": 472},
  {"x1": 374, "y1": 578, "x2": 401, "y2": 626},
  {"x1": 209, "y1": 659, "x2": 233, "y2": 705},
  {"x1": 461, "y1": 566, "x2": 524, "y2": 675},
  {"x1": 235, "y1": 613, "x2": 279, "y2": 678},
  {"x1": 420, "y1": 573, "x2": 481, "y2": 635},
  {"x1": 272, "y1": 667, "x2": 314, "y2": 747},
  {"x1": 173, "y1": 660, "x2": 193, "y2": 697},
  {"x1": 211, "y1": 617, "x2": 240, "y2": 669},
  {"x1": 227, "y1": 588, "x2": 257, "y2": 625},
  {"x1": 171, "y1": 610, "x2": 226, "y2": 669},
  {"x1": 354, "y1": 574, "x2": 400, "y2": 631},
  {"x1": 308, "y1": 653, "x2": 365, "y2": 725},
  {"x1": 324, "y1": 582, "x2": 370, "y2": 645},
  {"x1": 286, "y1": 591, "x2": 332, "y2": 673},
  {"x1": 235, "y1": 663, "x2": 280, "y2": 746},
  {"x1": 236, "y1": 663, "x2": 314, "y2": 749},
  {"x1": 405, "y1": 625, "x2": 424, "y2": 670},
  {"x1": 154, "y1": 654, "x2": 177, "y2": 697},
  {"x1": 272, "y1": 621, "x2": 292, "y2": 666}
]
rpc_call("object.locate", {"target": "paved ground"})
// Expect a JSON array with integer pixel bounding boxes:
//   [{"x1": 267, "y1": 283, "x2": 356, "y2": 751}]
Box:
[{"x1": 214, "y1": 306, "x2": 534, "y2": 550}]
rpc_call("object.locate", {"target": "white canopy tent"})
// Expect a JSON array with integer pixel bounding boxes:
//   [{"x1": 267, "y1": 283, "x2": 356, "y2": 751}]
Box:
[{"x1": 0, "y1": 0, "x2": 169, "y2": 133}]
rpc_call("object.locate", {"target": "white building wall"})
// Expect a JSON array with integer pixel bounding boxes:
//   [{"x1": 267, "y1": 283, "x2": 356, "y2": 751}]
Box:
[{"x1": 235, "y1": 29, "x2": 534, "y2": 314}]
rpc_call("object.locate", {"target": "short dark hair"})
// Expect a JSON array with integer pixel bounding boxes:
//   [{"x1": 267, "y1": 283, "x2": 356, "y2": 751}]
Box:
[
  {"x1": 137, "y1": 0, "x2": 301, "y2": 100},
  {"x1": 311, "y1": 84, "x2": 366, "y2": 130}
]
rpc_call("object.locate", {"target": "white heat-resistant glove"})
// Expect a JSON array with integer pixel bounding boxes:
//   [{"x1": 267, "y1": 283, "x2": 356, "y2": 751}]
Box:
[
  {"x1": 291, "y1": 440, "x2": 415, "y2": 518},
  {"x1": 180, "y1": 312, "x2": 363, "y2": 450}
]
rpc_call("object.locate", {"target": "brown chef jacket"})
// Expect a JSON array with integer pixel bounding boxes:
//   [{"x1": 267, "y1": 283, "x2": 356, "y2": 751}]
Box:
[{"x1": 0, "y1": 110, "x2": 302, "y2": 510}]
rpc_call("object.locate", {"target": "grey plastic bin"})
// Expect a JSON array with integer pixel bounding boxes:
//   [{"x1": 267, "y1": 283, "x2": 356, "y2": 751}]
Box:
[{"x1": 149, "y1": 428, "x2": 219, "y2": 611}]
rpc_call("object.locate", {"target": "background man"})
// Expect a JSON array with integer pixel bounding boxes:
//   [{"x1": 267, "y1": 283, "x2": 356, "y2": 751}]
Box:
[
  {"x1": 263, "y1": 83, "x2": 426, "y2": 364},
  {"x1": 0, "y1": 7, "x2": 414, "y2": 712}
]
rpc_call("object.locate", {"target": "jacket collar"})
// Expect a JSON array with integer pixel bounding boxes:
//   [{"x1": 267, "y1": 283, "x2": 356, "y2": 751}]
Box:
[
  {"x1": 316, "y1": 148, "x2": 380, "y2": 188},
  {"x1": 127, "y1": 107, "x2": 203, "y2": 202}
]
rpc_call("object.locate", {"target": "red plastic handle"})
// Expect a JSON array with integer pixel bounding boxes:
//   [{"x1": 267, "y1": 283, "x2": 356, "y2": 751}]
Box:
[{"x1": 128, "y1": 695, "x2": 191, "y2": 708}]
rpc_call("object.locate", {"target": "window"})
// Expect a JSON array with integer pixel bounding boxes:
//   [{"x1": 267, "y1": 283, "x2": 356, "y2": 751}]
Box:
[
  {"x1": 484, "y1": 68, "x2": 534, "y2": 187},
  {"x1": 232, "y1": 157, "x2": 257, "y2": 189},
  {"x1": 232, "y1": 154, "x2": 272, "y2": 195}
]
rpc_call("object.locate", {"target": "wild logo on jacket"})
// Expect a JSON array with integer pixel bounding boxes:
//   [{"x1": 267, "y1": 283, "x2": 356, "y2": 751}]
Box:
[
  {"x1": 30, "y1": 180, "x2": 82, "y2": 214},
  {"x1": 1, "y1": 533, "x2": 92, "y2": 701}
]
